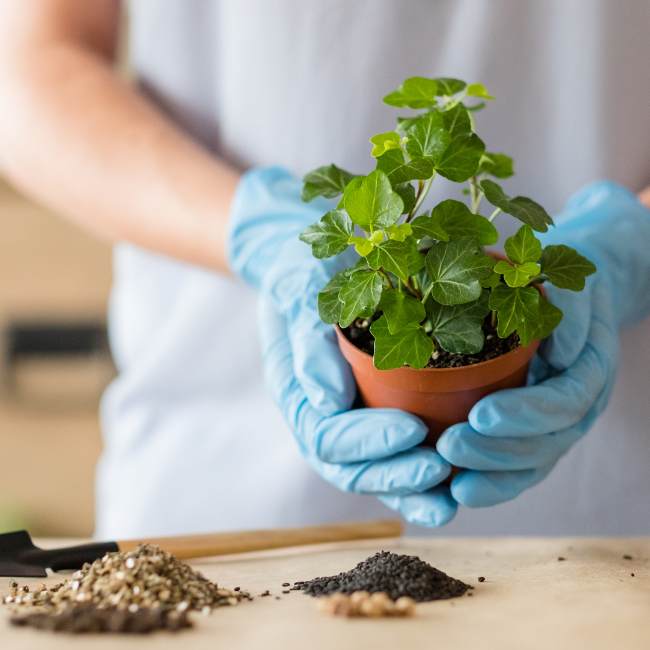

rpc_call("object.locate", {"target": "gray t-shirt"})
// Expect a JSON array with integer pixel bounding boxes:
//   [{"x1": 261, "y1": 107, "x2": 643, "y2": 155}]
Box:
[{"x1": 97, "y1": 0, "x2": 650, "y2": 537}]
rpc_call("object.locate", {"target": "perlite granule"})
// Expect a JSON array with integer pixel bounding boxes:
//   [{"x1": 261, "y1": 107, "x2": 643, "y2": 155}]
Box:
[{"x1": 3, "y1": 544, "x2": 250, "y2": 634}]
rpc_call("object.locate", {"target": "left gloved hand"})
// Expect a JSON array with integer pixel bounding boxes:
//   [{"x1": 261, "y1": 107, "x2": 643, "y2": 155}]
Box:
[
  {"x1": 229, "y1": 166, "x2": 456, "y2": 526},
  {"x1": 436, "y1": 181, "x2": 650, "y2": 507}
]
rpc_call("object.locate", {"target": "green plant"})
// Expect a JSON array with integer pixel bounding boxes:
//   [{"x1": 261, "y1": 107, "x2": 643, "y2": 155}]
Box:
[{"x1": 300, "y1": 76, "x2": 596, "y2": 370}]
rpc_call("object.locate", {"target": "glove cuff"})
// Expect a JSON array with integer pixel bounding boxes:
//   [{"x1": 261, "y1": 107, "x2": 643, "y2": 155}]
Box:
[
  {"x1": 542, "y1": 180, "x2": 650, "y2": 326},
  {"x1": 227, "y1": 166, "x2": 331, "y2": 289}
]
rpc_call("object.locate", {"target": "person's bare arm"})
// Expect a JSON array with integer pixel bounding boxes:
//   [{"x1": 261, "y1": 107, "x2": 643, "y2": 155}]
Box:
[{"x1": 0, "y1": 0, "x2": 239, "y2": 272}]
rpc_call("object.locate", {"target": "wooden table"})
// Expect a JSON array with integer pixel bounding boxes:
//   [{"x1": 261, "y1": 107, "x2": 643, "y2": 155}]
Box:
[{"x1": 1, "y1": 537, "x2": 648, "y2": 649}]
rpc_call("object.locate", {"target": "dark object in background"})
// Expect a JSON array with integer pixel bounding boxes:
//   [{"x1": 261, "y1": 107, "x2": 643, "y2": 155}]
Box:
[
  {"x1": 5, "y1": 321, "x2": 108, "y2": 361},
  {"x1": 293, "y1": 551, "x2": 471, "y2": 602},
  {"x1": 10, "y1": 605, "x2": 192, "y2": 635},
  {"x1": 1, "y1": 319, "x2": 113, "y2": 408},
  {"x1": 0, "y1": 530, "x2": 118, "y2": 577}
]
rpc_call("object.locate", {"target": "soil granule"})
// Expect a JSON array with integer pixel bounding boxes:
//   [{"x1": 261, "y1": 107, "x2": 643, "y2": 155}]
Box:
[
  {"x1": 345, "y1": 315, "x2": 519, "y2": 368},
  {"x1": 9, "y1": 605, "x2": 192, "y2": 635},
  {"x1": 292, "y1": 551, "x2": 471, "y2": 602}
]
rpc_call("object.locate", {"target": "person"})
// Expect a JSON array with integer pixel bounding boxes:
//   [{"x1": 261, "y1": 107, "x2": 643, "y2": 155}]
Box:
[{"x1": 0, "y1": 0, "x2": 648, "y2": 538}]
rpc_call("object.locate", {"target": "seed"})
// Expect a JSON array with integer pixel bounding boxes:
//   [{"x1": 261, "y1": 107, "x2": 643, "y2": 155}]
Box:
[
  {"x1": 478, "y1": 576, "x2": 486, "y2": 583},
  {"x1": 350, "y1": 591, "x2": 369, "y2": 605},
  {"x1": 317, "y1": 591, "x2": 416, "y2": 619},
  {"x1": 394, "y1": 597, "x2": 416, "y2": 616},
  {"x1": 557, "y1": 557, "x2": 566, "y2": 561},
  {"x1": 623, "y1": 554, "x2": 633, "y2": 560}
]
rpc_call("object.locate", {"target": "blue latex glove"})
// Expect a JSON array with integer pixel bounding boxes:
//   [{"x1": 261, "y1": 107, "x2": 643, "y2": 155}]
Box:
[
  {"x1": 437, "y1": 181, "x2": 650, "y2": 507},
  {"x1": 229, "y1": 167, "x2": 456, "y2": 526}
]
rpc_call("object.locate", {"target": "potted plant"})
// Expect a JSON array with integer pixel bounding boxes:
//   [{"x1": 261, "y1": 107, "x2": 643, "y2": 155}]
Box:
[{"x1": 299, "y1": 76, "x2": 596, "y2": 443}]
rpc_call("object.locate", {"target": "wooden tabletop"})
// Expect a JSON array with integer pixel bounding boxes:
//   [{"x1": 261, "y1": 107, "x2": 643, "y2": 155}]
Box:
[{"x1": 1, "y1": 537, "x2": 649, "y2": 649}]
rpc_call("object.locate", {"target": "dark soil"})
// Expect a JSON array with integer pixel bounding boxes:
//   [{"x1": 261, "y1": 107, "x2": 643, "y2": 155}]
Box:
[
  {"x1": 292, "y1": 551, "x2": 472, "y2": 602},
  {"x1": 345, "y1": 315, "x2": 520, "y2": 368},
  {"x1": 10, "y1": 605, "x2": 192, "y2": 635}
]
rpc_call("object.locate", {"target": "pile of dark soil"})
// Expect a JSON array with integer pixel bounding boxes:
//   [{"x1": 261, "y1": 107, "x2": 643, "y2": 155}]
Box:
[{"x1": 292, "y1": 551, "x2": 472, "y2": 602}]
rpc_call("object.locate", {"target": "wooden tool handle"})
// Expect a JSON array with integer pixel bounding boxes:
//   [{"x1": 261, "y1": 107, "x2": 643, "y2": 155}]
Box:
[{"x1": 118, "y1": 519, "x2": 402, "y2": 560}]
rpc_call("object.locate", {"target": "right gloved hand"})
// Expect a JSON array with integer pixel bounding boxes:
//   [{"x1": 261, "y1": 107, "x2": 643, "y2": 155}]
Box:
[{"x1": 228, "y1": 167, "x2": 457, "y2": 526}]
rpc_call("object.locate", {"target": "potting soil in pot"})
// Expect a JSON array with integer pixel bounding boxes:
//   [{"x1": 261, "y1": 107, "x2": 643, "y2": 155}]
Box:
[
  {"x1": 346, "y1": 316, "x2": 519, "y2": 368},
  {"x1": 292, "y1": 551, "x2": 472, "y2": 602}
]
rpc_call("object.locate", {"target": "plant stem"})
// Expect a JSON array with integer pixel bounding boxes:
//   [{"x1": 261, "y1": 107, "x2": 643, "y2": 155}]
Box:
[
  {"x1": 407, "y1": 175, "x2": 435, "y2": 222},
  {"x1": 420, "y1": 283, "x2": 433, "y2": 305},
  {"x1": 402, "y1": 276, "x2": 422, "y2": 300},
  {"x1": 488, "y1": 207, "x2": 502, "y2": 222},
  {"x1": 378, "y1": 269, "x2": 394, "y2": 289},
  {"x1": 470, "y1": 176, "x2": 483, "y2": 213}
]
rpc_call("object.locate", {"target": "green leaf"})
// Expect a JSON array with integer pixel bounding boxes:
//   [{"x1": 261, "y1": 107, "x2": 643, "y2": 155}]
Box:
[
  {"x1": 386, "y1": 222, "x2": 413, "y2": 242},
  {"x1": 479, "y1": 152, "x2": 514, "y2": 179},
  {"x1": 532, "y1": 295, "x2": 564, "y2": 342},
  {"x1": 404, "y1": 112, "x2": 450, "y2": 162},
  {"x1": 348, "y1": 235, "x2": 375, "y2": 257},
  {"x1": 299, "y1": 210, "x2": 352, "y2": 259},
  {"x1": 429, "y1": 199, "x2": 498, "y2": 245},
  {"x1": 488, "y1": 284, "x2": 540, "y2": 338},
  {"x1": 370, "y1": 131, "x2": 402, "y2": 158},
  {"x1": 441, "y1": 104, "x2": 472, "y2": 137},
  {"x1": 370, "y1": 316, "x2": 433, "y2": 370},
  {"x1": 383, "y1": 76, "x2": 439, "y2": 109},
  {"x1": 540, "y1": 245, "x2": 597, "y2": 291},
  {"x1": 466, "y1": 83, "x2": 494, "y2": 100},
  {"x1": 424, "y1": 239, "x2": 494, "y2": 305},
  {"x1": 376, "y1": 148, "x2": 434, "y2": 184},
  {"x1": 494, "y1": 260, "x2": 541, "y2": 288},
  {"x1": 411, "y1": 214, "x2": 449, "y2": 242},
  {"x1": 338, "y1": 268, "x2": 383, "y2": 328},
  {"x1": 380, "y1": 289, "x2": 426, "y2": 334},
  {"x1": 367, "y1": 238, "x2": 424, "y2": 283},
  {"x1": 481, "y1": 270, "x2": 502, "y2": 288},
  {"x1": 302, "y1": 164, "x2": 355, "y2": 202},
  {"x1": 343, "y1": 170, "x2": 403, "y2": 231},
  {"x1": 505, "y1": 225, "x2": 542, "y2": 264},
  {"x1": 435, "y1": 78, "x2": 466, "y2": 96},
  {"x1": 436, "y1": 134, "x2": 485, "y2": 182},
  {"x1": 480, "y1": 180, "x2": 554, "y2": 232},
  {"x1": 427, "y1": 291, "x2": 490, "y2": 354},
  {"x1": 394, "y1": 183, "x2": 416, "y2": 214},
  {"x1": 317, "y1": 270, "x2": 349, "y2": 324}
]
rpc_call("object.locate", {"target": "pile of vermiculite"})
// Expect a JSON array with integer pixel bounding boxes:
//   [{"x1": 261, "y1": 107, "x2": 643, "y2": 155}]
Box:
[{"x1": 3, "y1": 544, "x2": 249, "y2": 634}]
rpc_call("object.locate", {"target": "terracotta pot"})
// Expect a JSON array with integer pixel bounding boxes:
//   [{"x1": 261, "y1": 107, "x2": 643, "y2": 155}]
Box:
[{"x1": 336, "y1": 327, "x2": 540, "y2": 446}]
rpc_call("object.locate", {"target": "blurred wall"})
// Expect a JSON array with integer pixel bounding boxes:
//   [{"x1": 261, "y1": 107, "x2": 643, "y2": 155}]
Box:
[
  {"x1": 0, "y1": 10, "x2": 130, "y2": 538},
  {"x1": 0, "y1": 177, "x2": 113, "y2": 537}
]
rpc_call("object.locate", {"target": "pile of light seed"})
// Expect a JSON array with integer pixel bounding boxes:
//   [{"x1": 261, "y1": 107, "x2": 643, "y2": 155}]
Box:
[
  {"x1": 317, "y1": 591, "x2": 416, "y2": 618},
  {"x1": 3, "y1": 544, "x2": 249, "y2": 633}
]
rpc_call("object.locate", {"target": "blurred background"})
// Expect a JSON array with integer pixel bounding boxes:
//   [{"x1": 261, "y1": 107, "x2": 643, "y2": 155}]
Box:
[
  {"x1": 0, "y1": 11, "x2": 132, "y2": 538},
  {"x1": 0, "y1": 175, "x2": 113, "y2": 537}
]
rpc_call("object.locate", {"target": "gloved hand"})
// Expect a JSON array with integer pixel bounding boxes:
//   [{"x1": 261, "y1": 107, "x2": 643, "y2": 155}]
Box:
[
  {"x1": 436, "y1": 181, "x2": 650, "y2": 507},
  {"x1": 229, "y1": 167, "x2": 456, "y2": 525}
]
